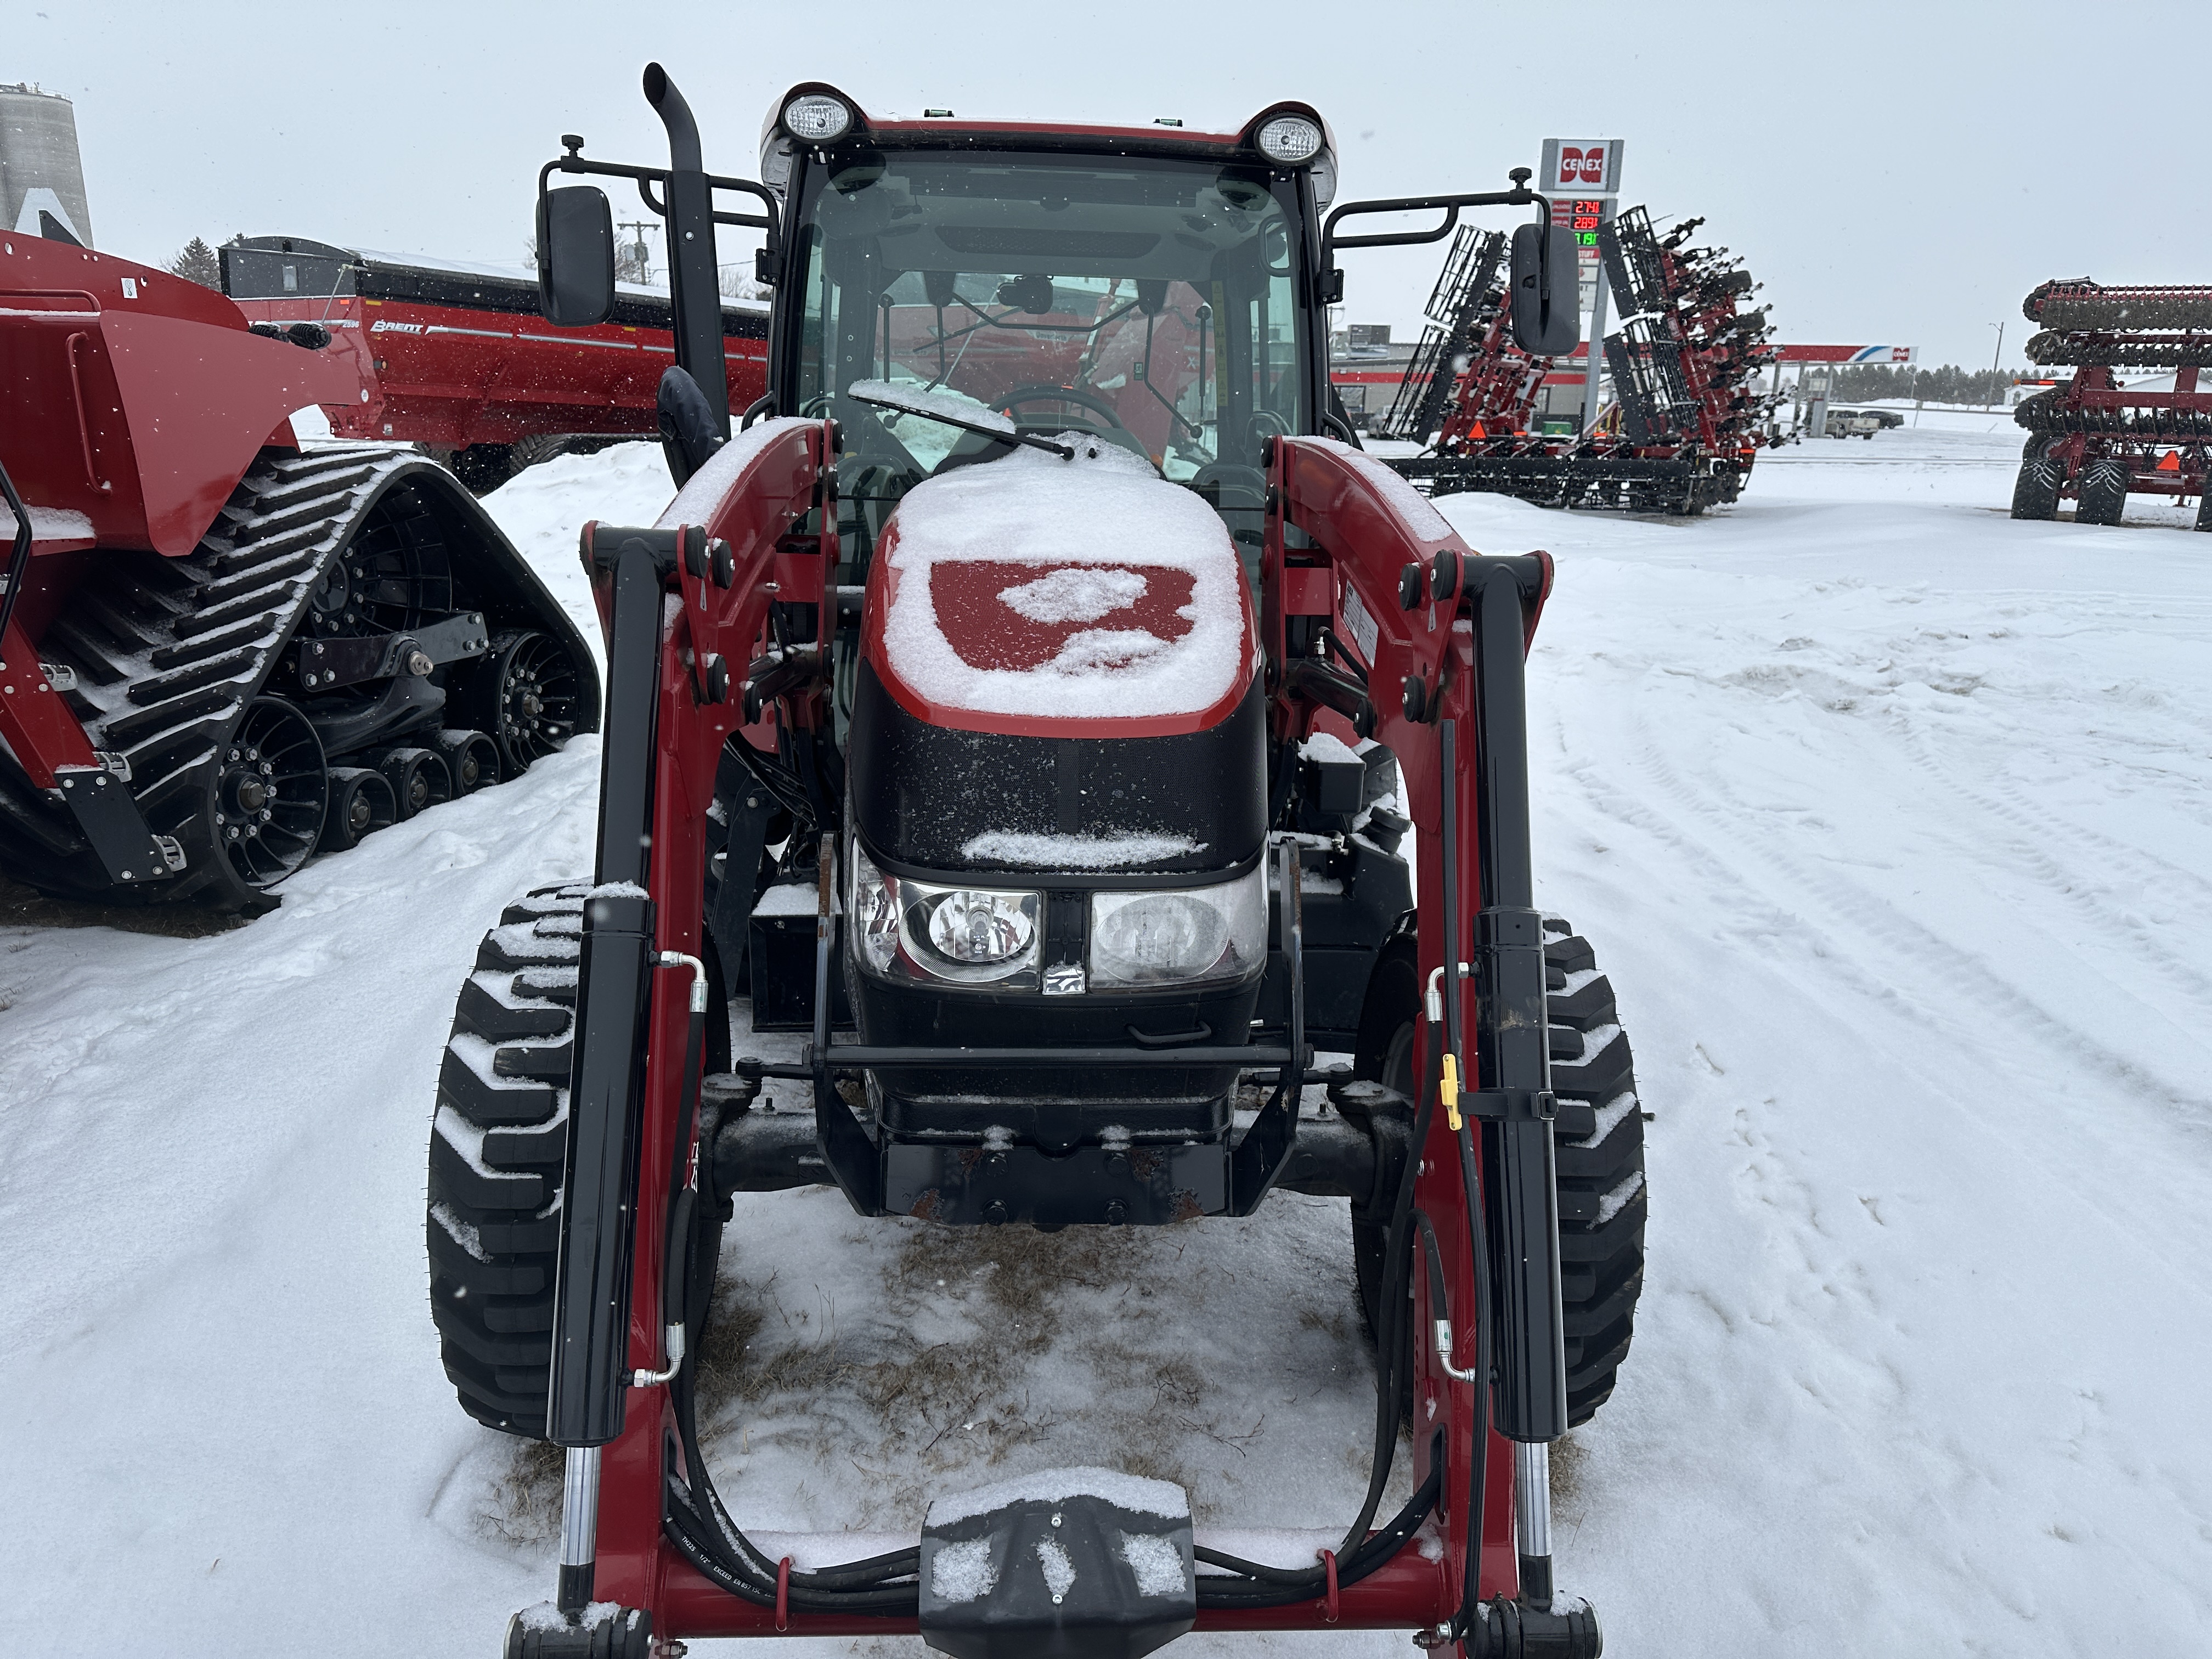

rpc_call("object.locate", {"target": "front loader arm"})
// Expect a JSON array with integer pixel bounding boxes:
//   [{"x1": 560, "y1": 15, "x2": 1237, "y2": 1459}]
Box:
[
  {"x1": 545, "y1": 416, "x2": 840, "y2": 1618},
  {"x1": 1263, "y1": 435, "x2": 1584, "y2": 1647}
]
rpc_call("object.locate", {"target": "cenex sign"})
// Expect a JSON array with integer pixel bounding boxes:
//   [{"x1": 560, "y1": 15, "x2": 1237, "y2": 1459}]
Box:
[{"x1": 1538, "y1": 139, "x2": 1624, "y2": 197}]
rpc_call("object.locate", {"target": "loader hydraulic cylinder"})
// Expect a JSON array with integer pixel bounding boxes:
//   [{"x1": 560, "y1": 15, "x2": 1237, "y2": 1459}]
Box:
[
  {"x1": 547, "y1": 542, "x2": 667, "y2": 1450},
  {"x1": 1465, "y1": 557, "x2": 1570, "y2": 1448}
]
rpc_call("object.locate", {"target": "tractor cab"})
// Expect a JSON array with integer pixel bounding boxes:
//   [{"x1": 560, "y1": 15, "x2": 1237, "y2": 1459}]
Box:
[{"x1": 755, "y1": 90, "x2": 1340, "y2": 574}]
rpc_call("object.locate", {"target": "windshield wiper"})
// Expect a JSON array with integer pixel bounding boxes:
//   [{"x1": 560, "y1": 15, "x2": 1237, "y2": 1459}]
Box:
[{"x1": 848, "y1": 381, "x2": 1075, "y2": 459}]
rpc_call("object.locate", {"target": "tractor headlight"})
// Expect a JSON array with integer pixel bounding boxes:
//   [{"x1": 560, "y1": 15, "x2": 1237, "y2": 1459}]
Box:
[
  {"x1": 850, "y1": 842, "x2": 1040, "y2": 986},
  {"x1": 1255, "y1": 115, "x2": 1323, "y2": 165},
  {"x1": 1089, "y1": 866, "x2": 1266, "y2": 989},
  {"x1": 783, "y1": 94, "x2": 855, "y2": 144},
  {"x1": 920, "y1": 887, "x2": 1037, "y2": 968}
]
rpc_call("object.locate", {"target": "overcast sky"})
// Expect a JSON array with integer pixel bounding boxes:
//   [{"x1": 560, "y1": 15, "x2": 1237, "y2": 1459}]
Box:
[{"x1": 18, "y1": 1, "x2": 2211, "y2": 370}]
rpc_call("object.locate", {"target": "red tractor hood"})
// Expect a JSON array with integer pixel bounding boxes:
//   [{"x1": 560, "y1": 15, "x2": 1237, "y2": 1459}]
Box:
[{"x1": 861, "y1": 441, "x2": 1257, "y2": 739}]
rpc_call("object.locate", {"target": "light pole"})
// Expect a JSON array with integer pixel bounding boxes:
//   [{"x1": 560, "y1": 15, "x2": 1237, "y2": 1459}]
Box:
[{"x1": 1988, "y1": 320, "x2": 2006, "y2": 411}]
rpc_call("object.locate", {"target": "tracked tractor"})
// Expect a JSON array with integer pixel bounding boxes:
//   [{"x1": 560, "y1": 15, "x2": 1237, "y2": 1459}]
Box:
[
  {"x1": 428, "y1": 65, "x2": 1646, "y2": 1659},
  {"x1": 0, "y1": 234, "x2": 599, "y2": 909}
]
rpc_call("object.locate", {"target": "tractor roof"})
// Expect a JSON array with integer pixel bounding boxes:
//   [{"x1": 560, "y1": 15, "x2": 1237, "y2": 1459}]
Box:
[{"x1": 760, "y1": 83, "x2": 1335, "y2": 200}]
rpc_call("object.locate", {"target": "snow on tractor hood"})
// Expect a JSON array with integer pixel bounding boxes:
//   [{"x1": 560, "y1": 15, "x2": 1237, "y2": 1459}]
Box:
[{"x1": 862, "y1": 441, "x2": 1257, "y2": 737}]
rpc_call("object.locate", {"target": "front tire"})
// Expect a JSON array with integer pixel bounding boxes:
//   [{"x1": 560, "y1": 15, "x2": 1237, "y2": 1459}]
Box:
[
  {"x1": 426, "y1": 884, "x2": 588, "y2": 1436},
  {"x1": 1349, "y1": 916, "x2": 1647, "y2": 1426}
]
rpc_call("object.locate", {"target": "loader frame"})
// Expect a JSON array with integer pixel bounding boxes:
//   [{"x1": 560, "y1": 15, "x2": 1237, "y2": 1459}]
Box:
[{"x1": 528, "y1": 423, "x2": 1585, "y2": 1657}]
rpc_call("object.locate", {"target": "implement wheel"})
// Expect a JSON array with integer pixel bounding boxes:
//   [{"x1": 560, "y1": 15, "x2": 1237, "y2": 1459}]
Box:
[
  {"x1": 1350, "y1": 917, "x2": 1647, "y2": 1425},
  {"x1": 2011, "y1": 459, "x2": 2063, "y2": 521},
  {"x1": 2076, "y1": 459, "x2": 2130, "y2": 526}
]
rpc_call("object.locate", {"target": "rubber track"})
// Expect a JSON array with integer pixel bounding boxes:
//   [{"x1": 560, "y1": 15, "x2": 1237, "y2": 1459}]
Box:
[
  {"x1": 0, "y1": 445, "x2": 433, "y2": 903},
  {"x1": 426, "y1": 884, "x2": 588, "y2": 1436},
  {"x1": 1542, "y1": 916, "x2": 1647, "y2": 1425}
]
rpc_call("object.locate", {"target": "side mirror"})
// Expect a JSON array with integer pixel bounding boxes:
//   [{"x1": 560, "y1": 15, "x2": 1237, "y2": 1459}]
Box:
[
  {"x1": 537, "y1": 185, "x2": 615, "y2": 327},
  {"x1": 1509, "y1": 221, "x2": 1581, "y2": 357}
]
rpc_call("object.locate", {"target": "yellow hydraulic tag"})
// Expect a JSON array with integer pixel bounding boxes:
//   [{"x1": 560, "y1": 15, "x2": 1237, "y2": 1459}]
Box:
[{"x1": 1441, "y1": 1052, "x2": 1463, "y2": 1132}]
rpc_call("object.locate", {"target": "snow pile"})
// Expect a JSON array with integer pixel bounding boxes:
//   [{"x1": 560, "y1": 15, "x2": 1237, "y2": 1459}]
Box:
[
  {"x1": 1310, "y1": 437, "x2": 1455, "y2": 543},
  {"x1": 958, "y1": 831, "x2": 1203, "y2": 869},
  {"x1": 1035, "y1": 1535, "x2": 1077, "y2": 1598},
  {"x1": 0, "y1": 502, "x2": 93, "y2": 543},
  {"x1": 998, "y1": 566, "x2": 1149, "y2": 625},
  {"x1": 1118, "y1": 1532, "x2": 1189, "y2": 1597},
  {"x1": 929, "y1": 1537, "x2": 998, "y2": 1604},
  {"x1": 878, "y1": 443, "x2": 1249, "y2": 721},
  {"x1": 926, "y1": 1466, "x2": 1190, "y2": 1527},
  {"x1": 655, "y1": 416, "x2": 816, "y2": 532}
]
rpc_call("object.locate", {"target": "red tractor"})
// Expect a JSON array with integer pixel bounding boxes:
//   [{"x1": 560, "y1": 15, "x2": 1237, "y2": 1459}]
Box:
[
  {"x1": 431, "y1": 66, "x2": 1644, "y2": 1659},
  {"x1": 0, "y1": 233, "x2": 598, "y2": 909}
]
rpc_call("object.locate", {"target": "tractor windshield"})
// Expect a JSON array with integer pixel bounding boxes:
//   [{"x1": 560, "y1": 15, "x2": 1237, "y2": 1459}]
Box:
[{"x1": 787, "y1": 147, "x2": 1308, "y2": 548}]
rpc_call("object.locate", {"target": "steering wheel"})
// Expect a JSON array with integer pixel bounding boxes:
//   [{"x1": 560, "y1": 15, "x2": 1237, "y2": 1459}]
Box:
[
  {"x1": 996, "y1": 383, "x2": 1131, "y2": 432},
  {"x1": 1249, "y1": 408, "x2": 1291, "y2": 443}
]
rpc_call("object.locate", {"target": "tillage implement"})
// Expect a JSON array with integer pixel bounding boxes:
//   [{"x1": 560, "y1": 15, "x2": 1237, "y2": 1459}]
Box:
[
  {"x1": 427, "y1": 66, "x2": 1647, "y2": 1659},
  {"x1": 2011, "y1": 278, "x2": 2212, "y2": 528},
  {"x1": 1378, "y1": 207, "x2": 1779, "y2": 515},
  {"x1": 0, "y1": 233, "x2": 598, "y2": 909}
]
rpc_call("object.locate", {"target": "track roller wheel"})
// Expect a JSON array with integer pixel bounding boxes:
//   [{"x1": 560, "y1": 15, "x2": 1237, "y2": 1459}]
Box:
[
  {"x1": 213, "y1": 697, "x2": 330, "y2": 891},
  {"x1": 2076, "y1": 459, "x2": 2129, "y2": 526},
  {"x1": 371, "y1": 746, "x2": 453, "y2": 819},
  {"x1": 435, "y1": 728, "x2": 503, "y2": 794},
  {"x1": 319, "y1": 768, "x2": 397, "y2": 852},
  {"x1": 1348, "y1": 917, "x2": 1646, "y2": 1426},
  {"x1": 449, "y1": 630, "x2": 588, "y2": 779},
  {"x1": 2011, "y1": 458, "x2": 2063, "y2": 521}
]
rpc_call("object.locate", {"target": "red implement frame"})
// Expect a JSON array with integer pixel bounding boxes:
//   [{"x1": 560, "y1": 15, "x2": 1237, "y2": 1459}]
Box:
[{"x1": 563, "y1": 420, "x2": 1552, "y2": 1651}]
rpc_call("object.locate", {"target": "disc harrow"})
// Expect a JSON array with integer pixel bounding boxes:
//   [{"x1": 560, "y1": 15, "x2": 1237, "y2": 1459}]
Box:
[{"x1": 2007, "y1": 278, "x2": 2212, "y2": 528}]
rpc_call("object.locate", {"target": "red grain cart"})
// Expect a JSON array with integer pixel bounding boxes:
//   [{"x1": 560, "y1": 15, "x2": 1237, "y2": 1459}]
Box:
[{"x1": 221, "y1": 236, "x2": 769, "y2": 492}]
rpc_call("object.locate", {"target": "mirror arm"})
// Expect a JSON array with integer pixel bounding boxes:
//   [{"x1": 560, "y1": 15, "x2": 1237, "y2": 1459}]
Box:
[{"x1": 1318, "y1": 186, "x2": 1555, "y2": 287}]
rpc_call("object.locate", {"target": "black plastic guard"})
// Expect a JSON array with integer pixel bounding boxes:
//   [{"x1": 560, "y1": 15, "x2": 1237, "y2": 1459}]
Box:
[
  {"x1": 919, "y1": 1481, "x2": 1195, "y2": 1659},
  {"x1": 884, "y1": 1139, "x2": 1227, "y2": 1227}
]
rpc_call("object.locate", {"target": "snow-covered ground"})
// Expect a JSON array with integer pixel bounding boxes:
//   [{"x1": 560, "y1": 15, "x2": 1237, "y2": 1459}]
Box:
[{"x1": 3, "y1": 426, "x2": 2208, "y2": 1656}]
